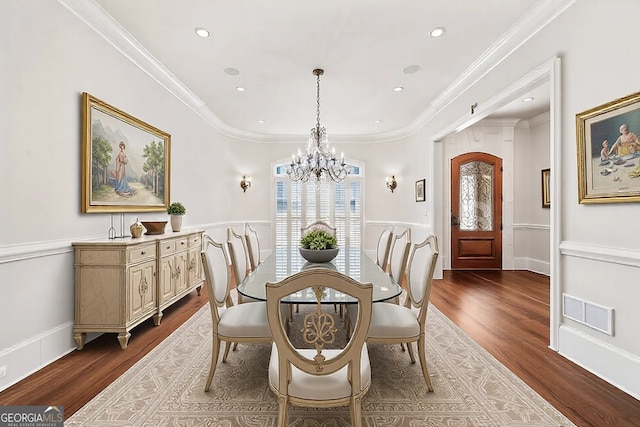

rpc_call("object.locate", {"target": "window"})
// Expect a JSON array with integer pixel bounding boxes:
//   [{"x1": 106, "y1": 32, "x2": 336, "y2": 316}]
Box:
[{"x1": 274, "y1": 164, "x2": 363, "y2": 248}]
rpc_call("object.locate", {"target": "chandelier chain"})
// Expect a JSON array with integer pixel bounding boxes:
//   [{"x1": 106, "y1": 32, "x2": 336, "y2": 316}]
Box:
[
  {"x1": 315, "y1": 71, "x2": 321, "y2": 133},
  {"x1": 287, "y1": 68, "x2": 349, "y2": 184}
]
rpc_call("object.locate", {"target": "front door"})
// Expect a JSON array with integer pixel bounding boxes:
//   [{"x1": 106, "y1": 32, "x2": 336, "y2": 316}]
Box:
[{"x1": 451, "y1": 152, "x2": 502, "y2": 269}]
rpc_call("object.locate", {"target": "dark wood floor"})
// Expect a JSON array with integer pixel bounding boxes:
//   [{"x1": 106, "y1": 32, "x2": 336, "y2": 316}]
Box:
[
  {"x1": 432, "y1": 270, "x2": 640, "y2": 427},
  {"x1": 0, "y1": 270, "x2": 638, "y2": 426}
]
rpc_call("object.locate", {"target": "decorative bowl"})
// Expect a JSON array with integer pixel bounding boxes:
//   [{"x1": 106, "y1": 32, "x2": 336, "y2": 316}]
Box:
[
  {"x1": 299, "y1": 247, "x2": 339, "y2": 263},
  {"x1": 141, "y1": 221, "x2": 167, "y2": 235}
]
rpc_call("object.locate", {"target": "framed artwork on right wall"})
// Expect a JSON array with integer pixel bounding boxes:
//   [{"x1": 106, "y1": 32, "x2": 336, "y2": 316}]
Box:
[
  {"x1": 541, "y1": 168, "x2": 551, "y2": 208},
  {"x1": 576, "y1": 91, "x2": 640, "y2": 204}
]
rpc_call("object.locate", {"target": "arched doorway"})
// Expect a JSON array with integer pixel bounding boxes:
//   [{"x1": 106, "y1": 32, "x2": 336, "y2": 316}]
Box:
[{"x1": 451, "y1": 152, "x2": 503, "y2": 269}]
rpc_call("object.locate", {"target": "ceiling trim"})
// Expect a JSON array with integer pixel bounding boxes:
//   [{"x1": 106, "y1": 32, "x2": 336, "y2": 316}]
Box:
[
  {"x1": 431, "y1": 56, "x2": 558, "y2": 141},
  {"x1": 59, "y1": 0, "x2": 575, "y2": 143}
]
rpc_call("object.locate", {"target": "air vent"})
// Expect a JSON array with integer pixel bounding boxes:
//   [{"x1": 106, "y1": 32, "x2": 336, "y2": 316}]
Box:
[{"x1": 562, "y1": 293, "x2": 614, "y2": 336}]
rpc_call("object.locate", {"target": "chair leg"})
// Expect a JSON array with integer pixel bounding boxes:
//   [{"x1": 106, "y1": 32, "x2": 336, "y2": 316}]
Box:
[
  {"x1": 418, "y1": 335, "x2": 434, "y2": 392},
  {"x1": 204, "y1": 336, "x2": 221, "y2": 392},
  {"x1": 277, "y1": 395, "x2": 289, "y2": 427},
  {"x1": 350, "y1": 395, "x2": 363, "y2": 427},
  {"x1": 406, "y1": 341, "x2": 416, "y2": 363},
  {"x1": 222, "y1": 340, "x2": 233, "y2": 363}
]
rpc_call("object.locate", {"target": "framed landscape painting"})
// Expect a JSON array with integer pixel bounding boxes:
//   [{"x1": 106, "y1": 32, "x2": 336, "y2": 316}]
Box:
[
  {"x1": 576, "y1": 91, "x2": 640, "y2": 204},
  {"x1": 81, "y1": 93, "x2": 171, "y2": 213}
]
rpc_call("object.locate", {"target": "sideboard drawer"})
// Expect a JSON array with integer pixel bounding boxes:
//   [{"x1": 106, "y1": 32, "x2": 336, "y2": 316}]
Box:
[
  {"x1": 176, "y1": 238, "x2": 189, "y2": 252},
  {"x1": 159, "y1": 240, "x2": 177, "y2": 257},
  {"x1": 128, "y1": 244, "x2": 156, "y2": 263},
  {"x1": 188, "y1": 233, "x2": 202, "y2": 249}
]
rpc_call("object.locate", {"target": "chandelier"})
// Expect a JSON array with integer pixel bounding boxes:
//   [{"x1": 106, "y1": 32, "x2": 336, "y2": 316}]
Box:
[{"x1": 287, "y1": 69, "x2": 349, "y2": 183}]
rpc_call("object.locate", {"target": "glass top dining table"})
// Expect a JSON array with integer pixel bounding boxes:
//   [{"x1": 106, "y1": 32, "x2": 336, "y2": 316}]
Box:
[{"x1": 236, "y1": 246, "x2": 402, "y2": 304}]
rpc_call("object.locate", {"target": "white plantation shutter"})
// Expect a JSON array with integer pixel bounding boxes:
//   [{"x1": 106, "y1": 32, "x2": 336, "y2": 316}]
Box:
[
  {"x1": 349, "y1": 180, "x2": 362, "y2": 247},
  {"x1": 274, "y1": 163, "x2": 362, "y2": 248},
  {"x1": 334, "y1": 181, "x2": 346, "y2": 245}
]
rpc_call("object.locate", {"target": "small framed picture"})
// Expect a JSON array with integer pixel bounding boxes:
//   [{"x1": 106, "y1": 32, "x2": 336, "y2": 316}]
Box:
[
  {"x1": 541, "y1": 168, "x2": 550, "y2": 208},
  {"x1": 415, "y1": 179, "x2": 425, "y2": 202}
]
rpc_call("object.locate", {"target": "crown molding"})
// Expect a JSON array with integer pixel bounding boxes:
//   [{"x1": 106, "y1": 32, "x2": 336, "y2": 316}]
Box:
[{"x1": 60, "y1": 0, "x2": 576, "y2": 143}]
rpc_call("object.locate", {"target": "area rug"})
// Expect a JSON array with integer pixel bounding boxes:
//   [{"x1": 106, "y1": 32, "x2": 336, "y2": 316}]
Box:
[{"x1": 66, "y1": 299, "x2": 575, "y2": 426}]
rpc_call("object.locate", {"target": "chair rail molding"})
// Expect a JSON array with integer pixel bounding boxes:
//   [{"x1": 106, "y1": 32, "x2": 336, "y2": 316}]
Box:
[
  {"x1": 513, "y1": 223, "x2": 550, "y2": 230},
  {"x1": 559, "y1": 241, "x2": 640, "y2": 268}
]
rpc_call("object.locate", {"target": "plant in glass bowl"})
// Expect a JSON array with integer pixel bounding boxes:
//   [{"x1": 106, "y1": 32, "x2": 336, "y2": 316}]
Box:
[
  {"x1": 299, "y1": 229, "x2": 339, "y2": 263},
  {"x1": 167, "y1": 202, "x2": 186, "y2": 232}
]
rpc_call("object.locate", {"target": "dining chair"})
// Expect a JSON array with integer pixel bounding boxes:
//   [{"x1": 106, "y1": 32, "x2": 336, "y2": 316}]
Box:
[
  {"x1": 359, "y1": 235, "x2": 439, "y2": 392},
  {"x1": 200, "y1": 234, "x2": 272, "y2": 392},
  {"x1": 266, "y1": 269, "x2": 373, "y2": 426},
  {"x1": 227, "y1": 227, "x2": 257, "y2": 304},
  {"x1": 244, "y1": 222, "x2": 262, "y2": 272},
  {"x1": 388, "y1": 227, "x2": 411, "y2": 288},
  {"x1": 375, "y1": 225, "x2": 394, "y2": 272},
  {"x1": 345, "y1": 227, "x2": 411, "y2": 345},
  {"x1": 300, "y1": 220, "x2": 337, "y2": 237}
]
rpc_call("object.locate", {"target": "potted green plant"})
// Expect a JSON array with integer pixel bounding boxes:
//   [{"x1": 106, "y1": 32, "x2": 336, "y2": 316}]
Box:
[
  {"x1": 299, "y1": 229, "x2": 338, "y2": 263},
  {"x1": 167, "y1": 202, "x2": 186, "y2": 232}
]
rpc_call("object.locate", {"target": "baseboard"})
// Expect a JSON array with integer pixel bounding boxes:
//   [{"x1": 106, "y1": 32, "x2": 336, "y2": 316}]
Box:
[
  {"x1": 0, "y1": 322, "x2": 76, "y2": 392},
  {"x1": 513, "y1": 257, "x2": 550, "y2": 276},
  {"x1": 558, "y1": 324, "x2": 640, "y2": 400}
]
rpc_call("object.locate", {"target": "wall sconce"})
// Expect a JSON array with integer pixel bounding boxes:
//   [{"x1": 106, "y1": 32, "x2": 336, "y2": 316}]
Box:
[
  {"x1": 240, "y1": 175, "x2": 252, "y2": 192},
  {"x1": 386, "y1": 175, "x2": 397, "y2": 193}
]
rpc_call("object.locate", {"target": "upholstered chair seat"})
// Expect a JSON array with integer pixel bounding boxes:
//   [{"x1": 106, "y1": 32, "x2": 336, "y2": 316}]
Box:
[
  {"x1": 366, "y1": 303, "x2": 420, "y2": 338},
  {"x1": 268, "y1": 344, "x2": 371, "y2": 401},
  {"x1": 217, "y1": 302, "x2": 271, "y2": 337}
]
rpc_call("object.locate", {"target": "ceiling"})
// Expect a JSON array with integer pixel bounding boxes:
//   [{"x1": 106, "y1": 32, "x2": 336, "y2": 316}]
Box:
[{"x1": 80, "y1": 0, "x2": 553, "y2": 142}]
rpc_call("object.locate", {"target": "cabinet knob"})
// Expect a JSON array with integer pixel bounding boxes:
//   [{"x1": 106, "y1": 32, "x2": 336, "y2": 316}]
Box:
[{"x1": 141, "y1": 251, "x2": 145, "y2": 255}]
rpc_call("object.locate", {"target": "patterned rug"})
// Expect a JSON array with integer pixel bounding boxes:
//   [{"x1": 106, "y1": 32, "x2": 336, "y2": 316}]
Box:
[{"x1": 66, "y1": 299, "x2": 575, "y2": 426}]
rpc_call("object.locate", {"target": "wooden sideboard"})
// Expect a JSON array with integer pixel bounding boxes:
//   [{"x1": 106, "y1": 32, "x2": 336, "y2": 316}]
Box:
[{"x1": 72, "y1": 229, "x2": 204, "y2": 349}]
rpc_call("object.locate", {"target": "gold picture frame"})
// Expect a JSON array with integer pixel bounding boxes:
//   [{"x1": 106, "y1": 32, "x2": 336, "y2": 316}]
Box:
[
  {"x1": 541, "y1": 168, "x2": 550, "y2": 208},
  {"x1": 81, "y1": 93, "x2": 171, "y2": 213},
  {"x1": 576, "y1": 91, "x2": 640, "y2": 204}
]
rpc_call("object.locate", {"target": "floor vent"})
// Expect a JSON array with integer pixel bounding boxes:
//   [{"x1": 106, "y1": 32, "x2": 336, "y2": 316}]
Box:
[{"x1": 562, "y1": 293, "x2": 614, "y2": 336}]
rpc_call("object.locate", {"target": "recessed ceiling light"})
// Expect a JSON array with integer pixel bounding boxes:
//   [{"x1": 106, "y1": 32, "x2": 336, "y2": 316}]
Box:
[
  {"x1": 429, "y1": 27, "x2": 446, "y2": 38},
  {"x1": 374, "y1": 120, "x2": 382, "y2": 123},
  {"x1": 224, "y1": 67, "x2": 240, "y2": 76},
  {"x1": 236, "y1": 87, "x2": 246, "y2": 92},
  {"x1": 403, "y1": 65, "x2": 421, "y2": 75},
  {"x1": 393, "y1": 86, "x2": 404, "y2": 92},
  {"x1": 194, "y1": 27, "x2": 210, "y2": 38},
  {"x1": 522, "y1": 97, "x2": 534, "y2": 102},
  {"x1": 257, "y1": 119, "x2": 265, "y2": 124}
]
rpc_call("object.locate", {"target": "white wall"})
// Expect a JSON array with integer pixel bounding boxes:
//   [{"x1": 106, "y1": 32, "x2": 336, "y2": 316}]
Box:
[
  {"x1": 0, "y1": 0, "x2": 243, "y2": 389},
  {"x1": 514, "y1": 114, "x2": 551, "y2": 274}
]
